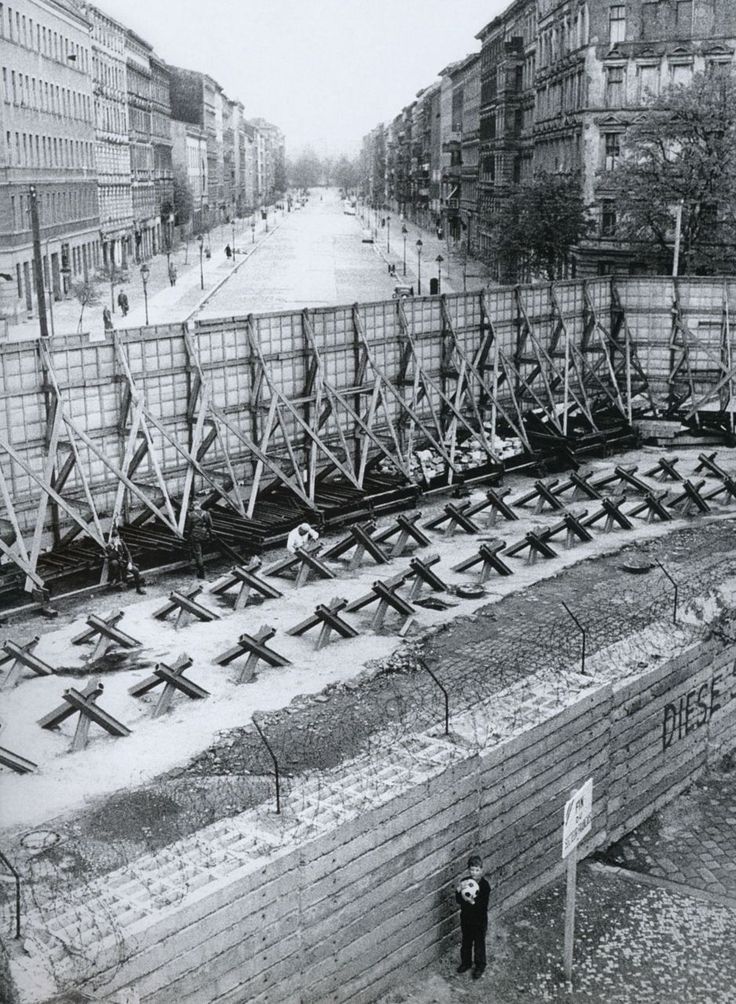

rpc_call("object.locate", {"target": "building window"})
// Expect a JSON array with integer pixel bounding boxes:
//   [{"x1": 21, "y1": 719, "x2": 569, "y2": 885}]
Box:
[
  {"x1": 676, "y1": 0, "x2": 692, "y2": 28},
  {"x1": 604, "y1": 132, "x2": 621, "y2": 171},
  {"x1": 609, "y1": 5, "x2": 626, "y2": 45},
  {"x1": 638, "y1": 63, "x2": 660, "y2": 99},
  {"x1": 670, "y1": 62, "x2": 693, "y2": 87},
  {"x1": 601, "y1": 201, "x2": 617, "y2": 237},
  {"x1": 606, "y1": 66, "x2": 625, "y2": 106}
]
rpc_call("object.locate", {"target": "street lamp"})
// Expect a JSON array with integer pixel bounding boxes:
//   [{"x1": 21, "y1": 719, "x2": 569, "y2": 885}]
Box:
[
  {"x1": 402, "y1": 225, "x2": 408, "y2": 277},
  {"x1": 197, "y1": 234, "x2": 204, "y2": 290},
  {"x1": 231, "y1": 220, "x2": 236, "y2": 256},
  {"x1": 140, "y1": 263, "x2": 150, "y2": 324},
  {"x1": 166, "y1": 212, "x2": 175, "y2": 268},
  {"x1": 386, "y1": 213, "x2": 391, "y2": 254},
  {"x1": 416, "y1": 239, "x2": 423, "y2": 295},
  {"x1": 435, "y1": 254, "x2": 444, "y2": 294}
]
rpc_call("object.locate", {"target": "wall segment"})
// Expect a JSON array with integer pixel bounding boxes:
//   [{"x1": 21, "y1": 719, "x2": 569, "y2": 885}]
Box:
[{"x1": 1, "y1": 276, "x2": 735, "y2": 591}]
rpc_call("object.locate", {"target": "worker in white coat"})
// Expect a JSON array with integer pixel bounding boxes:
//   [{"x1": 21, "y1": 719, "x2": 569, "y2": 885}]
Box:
[{"x1": 286, "y1": 522, "x2": 319, "y2": 554}]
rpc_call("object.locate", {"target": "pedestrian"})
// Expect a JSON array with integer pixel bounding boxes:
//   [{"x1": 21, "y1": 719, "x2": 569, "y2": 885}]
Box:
[
  {"x1": 117, "y1": 289, "x2": 129, "y2": 316},
  {"x1": 286, "y1": 522, "x2": 319, "y2": 555},
  {"x1": 225, "y1": 244, "x2": 232, "y2": 259},
  {"x1": 168, "y1": 263, "x2": 177, "y2": 286},
  {"x1": 186, "y1": 500, "x2": 213, "y2": 579},
  {"x1": 106, "y1": 529, "x2": 146, "y2": 594},
  {"x1": 102, "y1": 306, "x2": 113, "y2": 332},
  {"x1": 455, "y1": 854, "x2": 490, "y2": 979}
]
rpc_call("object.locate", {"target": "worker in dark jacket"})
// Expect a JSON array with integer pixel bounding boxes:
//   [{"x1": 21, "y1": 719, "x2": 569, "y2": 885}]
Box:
[
  {"x1": 106, "y1": 529, "x2": 145, "y2": 594},
  {"x1": 186, "y1": 501, "x2": 213, "y2": 578}
]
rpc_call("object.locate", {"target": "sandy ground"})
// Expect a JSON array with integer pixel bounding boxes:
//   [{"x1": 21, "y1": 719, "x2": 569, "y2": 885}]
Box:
[{"x1": 2, "y1": 443, "x2": 736, "y2": 839}]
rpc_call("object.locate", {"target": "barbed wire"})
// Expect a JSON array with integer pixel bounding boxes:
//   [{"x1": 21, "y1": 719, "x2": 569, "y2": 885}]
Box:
[{"x1": 4, "y1": 528, "x2": 736, "y2": 985}]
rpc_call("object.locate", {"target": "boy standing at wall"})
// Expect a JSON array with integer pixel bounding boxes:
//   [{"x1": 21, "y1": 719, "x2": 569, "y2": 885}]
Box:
[{"x1": 455, "y1": 854, "x2": 491, "y2": 979}]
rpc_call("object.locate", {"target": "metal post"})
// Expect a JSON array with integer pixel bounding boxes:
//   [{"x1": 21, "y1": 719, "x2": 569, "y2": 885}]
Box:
[
  {"x1": 197, "y1": 236, "x2": 204, "y2": 290},
  {"x1": 140, "y1": 265, "x2": 149, "y2": 325},
  {"x1": 419, "y1": 658, "x2": 449, "y2": 734},
  {"x1": 563, "y1": 846, "x2": 577, "y2": 983},
  {"x1": 416, "y1": 239, "x2": 423, "y2": 295},
  {"x1": 29, "y1": 185, "x2": 49, "y2": 337},
  {"x1": 387, "y1": 214, "x2": 391, "y2": 254},
  {"x1": 402, "y1": 225, "x2": 408, "y2": 277},
  {"x1": 672, "y1": 199, "x2": 684, "y2": 277},
  {"x1": 561, "y1": 601, "x2": 586, "y2": 675},
  {"x1": 655, "y1": 560, "x2": 678, "y2": 624},
  {"x1": 253, "y1": 717, "x2": 280, "y2": 813},
  {"x1": 44, "y1": 239, "x2": 55, "y2": 338},
  {"x1": 0, "y1": 849, "x2": 21, "y2": 939}
]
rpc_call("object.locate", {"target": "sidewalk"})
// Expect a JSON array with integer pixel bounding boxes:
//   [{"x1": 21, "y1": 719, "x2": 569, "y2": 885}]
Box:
[
  {"x1": 378, "y1": 758, "x2": 736, "y2": 1004},
  {"x1": 5, "y1": 210, "x2": 282, "y2": 341},
  {"x1": 357, "y1": 203, "x2": 495, "y2": 296},
  {"x1": 600, "y1": 758, "x2": 736, "y2": 902}
]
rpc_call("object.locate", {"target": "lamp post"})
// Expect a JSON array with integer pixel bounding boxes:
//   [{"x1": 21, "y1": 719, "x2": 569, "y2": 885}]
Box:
[
  {"x1": 140, "y1": 262, "x2": 150, "y2": 325},
  {"x1": 386, "y1": 213, "x2": 391, "y2": 254},
  {"x1": 402, "y1": 224, "x2": 408, "y2": 277},
  {"x1": 197, "y1": 234, "x2": 204, "y2": 290},
  {"x1": 416, "y1": 238, "x2": 423, "y2": 295},
  {"x1": 231, "y1": 220, "x2": 236, "y2": 256},
  {"x1": 166, "y1": 212, "x2": 175, "y2": 268},
  {"x1": 435, "y1": 254, "x2": 444, "y2": 294},
  {"x1": 251, "y1": 219, "x2": 256, "y2": 244}
]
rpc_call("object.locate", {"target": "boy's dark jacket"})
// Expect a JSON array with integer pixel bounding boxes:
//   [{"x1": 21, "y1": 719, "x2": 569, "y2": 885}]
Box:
[{"x1": 455, "y1": 875, "x2": 490, "y2": 926}]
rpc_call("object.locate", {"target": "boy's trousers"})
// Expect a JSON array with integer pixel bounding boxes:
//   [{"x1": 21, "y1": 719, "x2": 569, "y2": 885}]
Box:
[{"x1": 460, "y1": 920, "x2": 487, "y2": 969}]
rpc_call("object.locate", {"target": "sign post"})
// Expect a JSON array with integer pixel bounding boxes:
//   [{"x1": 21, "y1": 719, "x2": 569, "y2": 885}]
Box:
[{"x1": 562, "y1": 777, "x2": 593, "y2": 984}]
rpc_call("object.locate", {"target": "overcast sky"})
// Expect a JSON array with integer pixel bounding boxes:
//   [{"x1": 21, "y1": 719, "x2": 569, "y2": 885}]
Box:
[{"x1": 98, "y1": 0, "x2": 507, "y2": 158}]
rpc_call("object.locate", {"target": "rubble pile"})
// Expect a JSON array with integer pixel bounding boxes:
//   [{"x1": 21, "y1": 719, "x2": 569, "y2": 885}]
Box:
[{"x1": 376, "y1": 432, "x2": 523, "y2": 481}]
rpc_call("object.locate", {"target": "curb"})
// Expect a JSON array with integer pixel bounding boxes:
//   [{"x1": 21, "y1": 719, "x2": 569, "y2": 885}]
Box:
[
  {"x1": 188, "y1": 215, "x2": 285, "y2": 320},
  {"x1": 588, "y1": 859, "x2": 736, "y2": 909}
]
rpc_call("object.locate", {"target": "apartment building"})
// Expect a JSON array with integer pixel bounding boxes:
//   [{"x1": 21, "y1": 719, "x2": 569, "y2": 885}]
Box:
[
  {"x1": 249, "y1": 117, "x2": 285, "y2": 205},
  {"x1": 81, "y1": 1, "x2": 131, "y2": 271},
  {"x1": 582, "y1": 0, "x2": 736, "y2": 275},
  {"x1": 170, "y1": 117, "x2": 206, "y2": 230},
  {"x1": 476, "y1": 0, "x2": 536, "y2": 279},
  {"x1": 366, "y1": 1, "x2": 736, "y2": 280},
  {"x1": 126, "y1": 30, "x2": 157, "y2": 260},
  {"x1": 439, "y1": 53, "x2": 480, "y2": 248},
  {"x1": 150, "y1": 53, "x2": 173, "y2": 250},
  {"x1": 0, "y1": 0, "x2": 98, "y2": 320},
  {"x1": 476, "y1": 0, "x2": 736, "y2": 278}
]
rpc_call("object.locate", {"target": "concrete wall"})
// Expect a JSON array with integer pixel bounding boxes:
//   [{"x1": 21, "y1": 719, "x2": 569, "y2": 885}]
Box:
[{"x1": 24, "y1": 627, "x2": 732, "y2": 1004}]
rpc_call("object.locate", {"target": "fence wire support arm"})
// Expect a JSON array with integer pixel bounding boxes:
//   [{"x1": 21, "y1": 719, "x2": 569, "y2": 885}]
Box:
[
  {"x1": 655, "y1": 559, "x2": 679, "y2": 624},
  {"x1": 0, "y1": 848, "x2": 21, "y2": 938},
  {"x1": 419, "y1": 657, "x2": 449, "y2": 735},
  {"x1": 253, "y1": 717, "x2": 281, "y2": 813},
  {"x1": 561, "y1": 601, "x2": 587, "y2": 676}
]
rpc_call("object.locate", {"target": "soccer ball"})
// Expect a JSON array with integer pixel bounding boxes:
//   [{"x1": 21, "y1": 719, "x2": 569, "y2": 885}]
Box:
[{"x1": 459, "y1": 878, "x2": 479, "y2": 904}]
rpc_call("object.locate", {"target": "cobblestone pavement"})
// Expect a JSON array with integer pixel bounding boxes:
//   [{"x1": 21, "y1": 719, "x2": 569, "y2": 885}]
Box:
[
  {"x1": 379, "y1": 857, "x2": 736, "y2": 1004},
  {"x1": 602, "y1": 761, "x2": 736, "y2": 900}
]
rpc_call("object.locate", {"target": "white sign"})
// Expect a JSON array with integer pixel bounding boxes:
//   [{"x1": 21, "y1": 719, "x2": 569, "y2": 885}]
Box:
[{"x1": 562, "y1": 778, "x2": 593, "y2": 858}]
